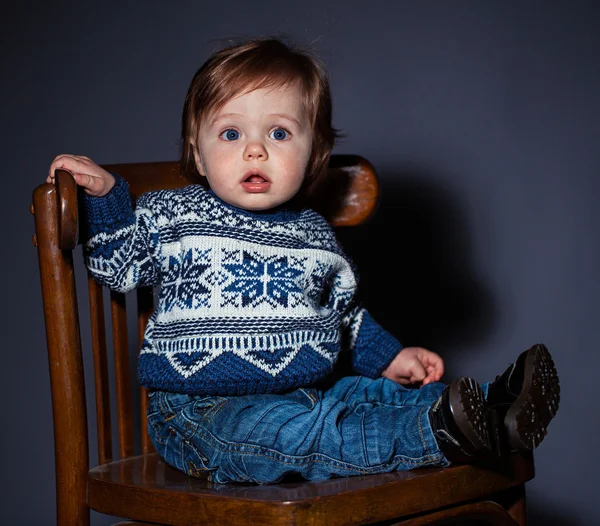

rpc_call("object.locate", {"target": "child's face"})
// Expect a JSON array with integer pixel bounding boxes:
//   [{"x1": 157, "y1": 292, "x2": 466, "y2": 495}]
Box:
[{"x1": 192, "y1": 83, "x2": 313, "y2": 211}]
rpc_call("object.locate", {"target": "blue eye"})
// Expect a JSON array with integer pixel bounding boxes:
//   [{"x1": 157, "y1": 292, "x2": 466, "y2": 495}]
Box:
[
  {"x1": 221, "y1": 129, "x2": 240, "y2": 141},
  {"x1": 269, "y1": 128, "x2": 289, "y2": 141}
]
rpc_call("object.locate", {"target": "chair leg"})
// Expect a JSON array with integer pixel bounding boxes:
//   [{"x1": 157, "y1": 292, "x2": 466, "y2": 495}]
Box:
[{"x1": 505, "y1": 485, "x2": 528, "y2": 526}]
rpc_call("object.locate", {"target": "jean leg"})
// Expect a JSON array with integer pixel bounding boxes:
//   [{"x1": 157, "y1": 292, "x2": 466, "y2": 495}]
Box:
[
  {"x1": 148, "y1": 377, "x2": 451, "y2": 484},
  {"x1": 325, "y1": 375, "x2": 446, "y2": 408},
  {"x1": 318, "y1": 376, "x2": 446, "y2": 467},
  {"x1": 481, "y1": 382, "x2": 490, "y2": 398}
]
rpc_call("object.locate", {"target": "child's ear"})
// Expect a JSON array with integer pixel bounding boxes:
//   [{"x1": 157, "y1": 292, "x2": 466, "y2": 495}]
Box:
[{"x1": 190, "y1": 140, "x2": 206, "y2": 177}]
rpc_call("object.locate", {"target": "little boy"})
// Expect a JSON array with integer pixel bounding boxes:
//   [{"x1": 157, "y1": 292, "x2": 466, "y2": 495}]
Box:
[{"x1": 47, "y1": 38, "x2": 559, "y2": 483}]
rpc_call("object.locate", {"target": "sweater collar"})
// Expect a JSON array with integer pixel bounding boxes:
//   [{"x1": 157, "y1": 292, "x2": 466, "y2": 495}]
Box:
[{"x1": 208, "y1": 189, "x2": 304, "y2": 223}]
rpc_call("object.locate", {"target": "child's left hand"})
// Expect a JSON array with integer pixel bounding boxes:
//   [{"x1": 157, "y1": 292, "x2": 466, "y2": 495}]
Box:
[{"x1": 381, "y1": 347, "x2": 444, "y2": 386}]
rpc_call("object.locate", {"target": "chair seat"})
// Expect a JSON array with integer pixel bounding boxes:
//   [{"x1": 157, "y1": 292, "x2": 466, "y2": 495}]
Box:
[{"x1": 88, "y1": 452, "x2": 534, "y2": 526}]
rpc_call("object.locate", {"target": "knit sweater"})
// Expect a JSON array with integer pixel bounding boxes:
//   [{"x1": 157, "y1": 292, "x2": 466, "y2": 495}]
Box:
[{"x1": 83, "y1": 175, "x2": 402, "y2": 396}]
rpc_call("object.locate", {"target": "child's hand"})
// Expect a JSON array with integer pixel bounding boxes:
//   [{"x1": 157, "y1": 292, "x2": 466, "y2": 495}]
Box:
[
  {"x1": 381, "y1": 347, "x2": 444, "y2": 386},
  {"x1": 47, "y1": 154, "x2": 115, "y2": 197}
]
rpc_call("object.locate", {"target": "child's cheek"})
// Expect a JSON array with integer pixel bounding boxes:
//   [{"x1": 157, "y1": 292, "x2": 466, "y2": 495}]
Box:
[{"x1": 211, "y1": 147, "x2": 237, "y2": 170}]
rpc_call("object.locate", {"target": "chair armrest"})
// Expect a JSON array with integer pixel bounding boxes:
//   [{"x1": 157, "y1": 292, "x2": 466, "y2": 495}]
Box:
[{"x1": 55, "y1": 169, "x2": 79, "y2": 250}]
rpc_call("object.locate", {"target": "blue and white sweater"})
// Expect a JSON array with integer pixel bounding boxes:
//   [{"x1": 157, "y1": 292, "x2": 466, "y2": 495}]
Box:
[{"x1": 83, "y1": 175, "x2": 402, "y2": 396}]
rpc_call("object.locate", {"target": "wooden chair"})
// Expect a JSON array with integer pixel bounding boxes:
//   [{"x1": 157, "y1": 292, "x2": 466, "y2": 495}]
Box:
[{"x1": 32, "y1": 155, "x2": 534, "y2": 526}]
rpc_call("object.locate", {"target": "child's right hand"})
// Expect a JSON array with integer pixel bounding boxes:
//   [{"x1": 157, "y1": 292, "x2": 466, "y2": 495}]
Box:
[{"x1": 47, "y1": 154, "x2": 115, "y2": 197}]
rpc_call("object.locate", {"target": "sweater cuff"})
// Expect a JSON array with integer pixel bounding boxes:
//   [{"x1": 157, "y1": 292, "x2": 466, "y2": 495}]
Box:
[
  {"x1": 352, "y1": 311, "x2": 402, "y2": 378},
  {"x1": 83, "y1": 174, "x2": 134, "y2": 238}
]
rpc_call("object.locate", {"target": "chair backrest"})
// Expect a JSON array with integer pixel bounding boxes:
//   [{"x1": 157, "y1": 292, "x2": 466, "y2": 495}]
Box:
[{"x1": 32, "y1": 155, "x2": 379, "y2": 521}]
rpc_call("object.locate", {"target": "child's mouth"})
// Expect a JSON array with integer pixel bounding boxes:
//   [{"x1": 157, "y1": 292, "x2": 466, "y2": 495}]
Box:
[
  {"x1": 245, "y1": 174, "x2": 267, "y2": 183},
  {"x1": 241, "y1": 171, "x2": 271, "y2": 193}
]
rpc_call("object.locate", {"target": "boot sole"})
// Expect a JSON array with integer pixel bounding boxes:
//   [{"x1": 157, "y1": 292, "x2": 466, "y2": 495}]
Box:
[
  {"x1": 505, "y1": 344, "x2": 560, "y2": 450},
  {"x1": 448, "y1": 377, "x2": 492, "y2": 453}
]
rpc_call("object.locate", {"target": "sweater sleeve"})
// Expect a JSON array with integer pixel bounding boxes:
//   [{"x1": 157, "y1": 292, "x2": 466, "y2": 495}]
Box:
[
  {"x1": 83, "y1": 174, "x2": 161, "y2": 292},
  {"x1": 341, "y1": 302, "x2": 402, "y2": 378}
]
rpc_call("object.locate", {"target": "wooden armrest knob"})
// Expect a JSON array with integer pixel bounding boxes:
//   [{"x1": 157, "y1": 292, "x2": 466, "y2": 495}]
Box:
[{"x1": 55, "y1": 169, "x2": 79, "y2": 250}]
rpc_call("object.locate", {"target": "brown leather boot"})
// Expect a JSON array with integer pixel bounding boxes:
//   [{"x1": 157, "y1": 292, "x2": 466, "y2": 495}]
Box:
[
  {"x1": 486, "y1": 343, "x2": 560, "y2": 451},
  {"x1": 428, "y1": 377, "x2": 495, "y2": 464}
]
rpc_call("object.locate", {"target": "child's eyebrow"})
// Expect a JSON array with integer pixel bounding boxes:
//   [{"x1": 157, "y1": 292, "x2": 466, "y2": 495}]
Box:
[
  {"x1": 209, "y1": 112, "x2": 302, "y2": 128},
  {"x1": 269, "y1": 113, "x2": 302, "y2": 128},
  {"x1": 210, "y1": 113, "x2": 242, "y2": 127}
]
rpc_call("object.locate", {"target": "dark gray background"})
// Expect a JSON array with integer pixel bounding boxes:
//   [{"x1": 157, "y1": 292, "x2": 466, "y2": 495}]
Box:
[{"x1": 3, "y1": 1, "x2": 598, "y2": 524}]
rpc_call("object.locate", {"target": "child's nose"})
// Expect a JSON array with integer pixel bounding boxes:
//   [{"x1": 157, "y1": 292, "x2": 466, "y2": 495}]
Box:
[{"x1": 243, "y1": 141, "x2": 268, "y2": 161}]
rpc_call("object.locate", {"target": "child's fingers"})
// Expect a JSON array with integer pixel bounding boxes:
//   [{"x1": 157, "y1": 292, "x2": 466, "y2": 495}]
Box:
[
  {"x1": 48, "y1": 154, "x2": 113, "y2": 195},
  {"x1": 408, "y1": 361, "x2": 427, "y2": 384},
  {"x1": 73, "y1": 172, "x2": 108, "y2": 195},
  {"x1": 48, "y1": 154, "x2": 83, "y2": 181},
  {"x1": 422, "y1": 351, "x2": 444, "y2": 377},
  {"x1": 49, "y1": 153, "x2": 94, "y2": 173},
  {"x1": 71, "y1": 171, "x2": 92, "y2": 188},
  {"x1": 431, "y1": 359, "x2": 444, "y2": 379},
  {"x1": 420, "y1": 362, "x2": 443, "y2": 385}
]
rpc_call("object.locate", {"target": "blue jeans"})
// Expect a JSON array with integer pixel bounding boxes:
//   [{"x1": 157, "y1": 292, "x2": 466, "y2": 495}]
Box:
[{"x1": 147, "y1": 376, "x2": 485, "y2": 484}]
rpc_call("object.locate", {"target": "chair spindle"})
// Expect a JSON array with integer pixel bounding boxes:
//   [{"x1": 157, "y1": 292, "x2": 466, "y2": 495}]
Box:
[
  {"x1": 88, "y1": 277, "x2": 113, "y2": 464},
  {"x1": 110, "y1": 290, "x2": 134, "y2": 458},
  {"x1": 137, "y1": 286, "x2": 155, "y2": 453}
]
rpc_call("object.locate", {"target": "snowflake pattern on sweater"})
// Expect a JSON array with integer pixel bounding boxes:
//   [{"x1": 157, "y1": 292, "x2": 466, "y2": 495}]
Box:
[{"x1": 83, "y1": 175, "x2": 402, "y2": 395}]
